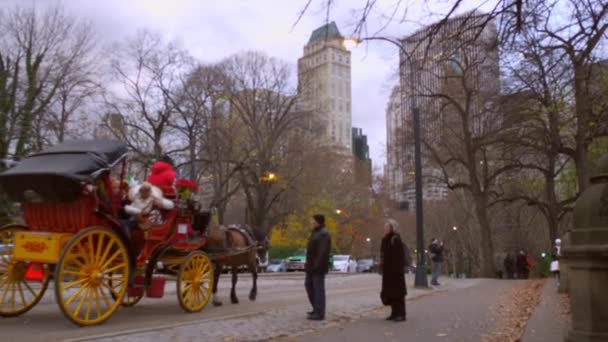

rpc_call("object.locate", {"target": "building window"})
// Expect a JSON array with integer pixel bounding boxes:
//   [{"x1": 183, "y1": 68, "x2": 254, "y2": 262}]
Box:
[
  {"x1": 331, "y1": 98, "x2": 335, "y2": 110},
  {"x1": 346, "y1": 101, "x2": 350, "y2": 111},
  {"x1": 338, "y1": 102, "x2": 343, "y2": 111}
]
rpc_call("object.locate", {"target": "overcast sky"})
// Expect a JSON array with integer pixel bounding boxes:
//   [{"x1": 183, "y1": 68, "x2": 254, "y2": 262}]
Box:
[{"x1": 3, "y1": 0, "x2": 494, "y2": 171}]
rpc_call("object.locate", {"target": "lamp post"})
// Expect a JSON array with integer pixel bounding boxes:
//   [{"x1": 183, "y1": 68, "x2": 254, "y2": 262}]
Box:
[
  {"x1": 366, "y1": 237, "x2": 373, "y2": 259},
  {"x1": 344, "y1": 36, "x2": 428, "y2": 288}
]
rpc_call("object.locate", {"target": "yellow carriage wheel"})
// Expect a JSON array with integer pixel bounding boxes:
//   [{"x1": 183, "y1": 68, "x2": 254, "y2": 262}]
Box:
[
  {"x1": 108, "y1": 272, "x2": 143, "y2": 307},
  {"x1": 177, "y1": 251, "x2": 214, "y2": 313},
  {"x1": 0, "y1": 225, "x2": 50, "y2": 317},
  {"x1": 55, "y1": 227, "x2": 130, "y2": 326}
]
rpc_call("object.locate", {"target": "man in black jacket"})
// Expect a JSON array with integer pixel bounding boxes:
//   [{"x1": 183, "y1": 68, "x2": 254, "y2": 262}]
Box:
[
  {"x1": 305, "y1": 214, "x2": 331, "y2": 321},
  {"x1": 429, "y1": 238, "x2": 444, "y2": 286}
]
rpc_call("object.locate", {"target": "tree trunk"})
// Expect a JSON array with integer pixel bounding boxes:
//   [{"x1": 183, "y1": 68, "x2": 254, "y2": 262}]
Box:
[
  {"x1": 473, "y1": 192, "x2": 495, "y2": 277},
  {"x1": 573, "y1": 64, "x2": 592, "y2": 193}
]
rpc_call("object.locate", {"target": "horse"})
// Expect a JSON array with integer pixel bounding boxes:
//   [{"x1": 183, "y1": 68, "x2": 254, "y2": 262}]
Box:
[{"x1": 204, "y1": 223, "x2": 269, "y2": 306}]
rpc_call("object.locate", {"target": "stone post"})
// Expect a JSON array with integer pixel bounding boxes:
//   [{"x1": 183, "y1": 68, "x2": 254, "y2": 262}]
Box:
[{"x1": 561, "y1": 154, "x2": 608, "y2": 342}]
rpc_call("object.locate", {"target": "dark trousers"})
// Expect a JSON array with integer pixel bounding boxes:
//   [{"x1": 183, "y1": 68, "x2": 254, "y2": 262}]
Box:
[
  {"x1": 390, "y1": 297, "x2": 406, "y2": 318},
  {"x1": 305, "y1": 272, "x2": 326, "y2": 317}
]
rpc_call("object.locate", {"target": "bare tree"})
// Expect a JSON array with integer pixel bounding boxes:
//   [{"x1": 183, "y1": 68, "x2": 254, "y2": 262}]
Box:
[
  {"x1": 0, "y1": 5, "x2": 96, "y2": 159},
  {"x1": 220, "y1": 51, "x2": 299, "y2": 234},
  {"x1": 528, "y1": 0, "x2": 608, "y2": 193},
  {"x1": 106, "y1": 30, "x2": 189, "y2": 169}
]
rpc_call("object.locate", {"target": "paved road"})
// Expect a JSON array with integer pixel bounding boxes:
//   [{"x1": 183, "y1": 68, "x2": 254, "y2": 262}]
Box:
[
  {"x1": 284, "y1": 279, "x2": 519, "y2": 342},
  {"x1": 0, "y1": 273, "x2": 481, "y2": 342}
]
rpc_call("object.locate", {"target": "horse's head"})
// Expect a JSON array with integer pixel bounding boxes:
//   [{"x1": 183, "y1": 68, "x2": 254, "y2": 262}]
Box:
[{"x1": 252, "y1": 228, "x2": 270, "y2": 263}]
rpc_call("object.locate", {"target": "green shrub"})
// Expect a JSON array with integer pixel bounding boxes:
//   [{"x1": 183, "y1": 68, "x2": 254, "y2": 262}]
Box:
[
  {"x1": 530, "y1": 257, "x2": 551, "y2": 278},
  {"x1": 269, "y1": 246, "x2": 302, "y2": 260}
]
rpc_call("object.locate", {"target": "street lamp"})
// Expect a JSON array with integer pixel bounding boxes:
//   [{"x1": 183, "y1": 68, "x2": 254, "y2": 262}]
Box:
[
  {"x1": 335, "y1": 209, "x2": 343, "y2": 215},
  {"x1": 366, "y1": 237, "x2": 373, "y2": 259},
  {"x1": 344, "y1": 37, "x2": 428, "y2": 288},
  {"x1": 261, "y1": 172, "x2": 278, "y2": 182},
  {"x1": 453, "y1": 226, "x2": 458, "y2": 231}
]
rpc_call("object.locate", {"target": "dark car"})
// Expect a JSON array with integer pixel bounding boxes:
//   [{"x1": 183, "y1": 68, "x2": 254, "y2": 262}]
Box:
[{"x1": 356, "y1": 258, "x2": 377, "y2": 273}]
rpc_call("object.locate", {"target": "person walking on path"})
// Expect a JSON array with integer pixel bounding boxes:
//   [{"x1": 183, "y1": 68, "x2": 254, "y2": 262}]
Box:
[
  {"x1": 305, "y1": 214, "x2": 331, "y2": 321},
  {"x1": 379, "y1": 220, "x2": 407, "y2": 322},
  {"x1": 516, "y1": 250, "x2": 530, "y2": 279},
  {"x1": 550, "y1": 239, "x2": 561, "y2": 284},
  {"x1": 429, "y1": 238, "x2": 444, "y2": 286},
  {"x1": 503, "y1": 253, "x2": 515, "y2": 279}
]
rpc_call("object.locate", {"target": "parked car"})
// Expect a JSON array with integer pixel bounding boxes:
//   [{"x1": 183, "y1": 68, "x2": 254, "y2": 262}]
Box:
[
  {"x1": 286, "y1": 250, "x2": 306, "y2": 272},
  {"x1": 356, "y1": 258, "x2": 377, "y2": 273},
  {"x1": 266, "y1": 259, "x2": 287, "y2": 273},
  {"x1": 333, "y1": 255, "x2": 357, "y2": 272}
]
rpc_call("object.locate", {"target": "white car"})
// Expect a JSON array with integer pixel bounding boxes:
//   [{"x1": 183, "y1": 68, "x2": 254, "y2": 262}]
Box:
[{"x1": 333, "y1": 255, "x2": 357, "y2": 272}]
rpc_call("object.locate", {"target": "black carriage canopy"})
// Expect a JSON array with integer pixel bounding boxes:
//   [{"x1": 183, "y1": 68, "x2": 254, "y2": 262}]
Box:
[{"x1": 0, "y1": 140, "x2": 128, "y2": 202}]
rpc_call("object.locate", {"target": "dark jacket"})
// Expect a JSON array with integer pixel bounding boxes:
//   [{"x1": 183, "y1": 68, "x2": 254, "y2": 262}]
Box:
[
  {"x1": 305, "y1": 226, "x2": 331, "y2": 274},
  {"x1": 504, "y1": 255, "x2": 515, "y2": 273},
  {"x1": 380, "y1": 231, "x2": 407, "y2": 304},
  {"x1": 516, "y1": 254, "x2": 528, "y2": 272},
  {"x1": 429, "y1": 242, "x2": 444, "y2": 263}
]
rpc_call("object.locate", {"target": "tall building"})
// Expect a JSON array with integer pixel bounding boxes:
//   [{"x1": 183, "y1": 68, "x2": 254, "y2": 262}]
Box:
[
  {"x1": 95, "y1": 113, "x2": 126, "y2": 140},
  {"x1": 352, "y1": 127, "x2": 372, "y2": 185},
  {"x1": 297, "y1": 22, "x2": 352, "y2": 150},
  {"x1": 387, "y1": 10, "x2": 499, "y2": 210}
]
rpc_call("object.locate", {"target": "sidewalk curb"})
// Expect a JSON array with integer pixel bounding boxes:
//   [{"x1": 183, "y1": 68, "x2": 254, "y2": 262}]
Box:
[{"x1": 62, "y1": 310, "x2": 263, "y2": 342}]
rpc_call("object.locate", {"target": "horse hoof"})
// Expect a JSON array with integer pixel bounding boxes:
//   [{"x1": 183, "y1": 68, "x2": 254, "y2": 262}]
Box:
[
  {"x1": 231, "y1": 298, "x2": 239, "y2": 304},
  {"x1": 213, "y1": 301, "x2": 223, "y2": 307},
  {"x1": 249, "y1": 294, "x2": 257, "y2": 301}
]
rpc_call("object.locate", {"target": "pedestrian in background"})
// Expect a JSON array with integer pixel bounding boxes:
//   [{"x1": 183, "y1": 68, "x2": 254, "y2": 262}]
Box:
[
  {"x1": 503, "y1": 253, "x2": 515, "y2": 279},
  {"x1": 305, "y1": 214, "x2": 331, "y2": 321},
  {"x1": 429, "y1": 238, "x2": 444, "y2": 286},
  {"x1": 551, "y1": 239, "x2": 561, "y2": 284},
  {"x1": 516, "y1": 250, "x2": 529, "y2": 279},
  {"x1": 379, "y1": 220, "x2": 407, "y2": 322}
]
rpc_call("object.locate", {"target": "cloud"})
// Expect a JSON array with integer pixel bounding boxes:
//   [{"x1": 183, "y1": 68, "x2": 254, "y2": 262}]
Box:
[{"x1": 2, "y1": 0, "x2": 412, "y2": 170}]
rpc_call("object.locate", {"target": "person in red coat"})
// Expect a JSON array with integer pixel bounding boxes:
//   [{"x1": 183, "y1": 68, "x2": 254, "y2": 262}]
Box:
[{"x1": 147, "y1": 155, "x2": 177, "y2": 191}]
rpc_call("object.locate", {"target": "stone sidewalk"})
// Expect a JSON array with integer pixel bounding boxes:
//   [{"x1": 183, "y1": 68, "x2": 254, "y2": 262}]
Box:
[
  {"x1": 279, "y1": 279, "x2": 515, "y2": 342},
  {"x1": 70, "y1": 276, "x2": 482, "y2": 342},
  {"x1": 522, "y1": 279, "x2": 570, "y2": 342}
]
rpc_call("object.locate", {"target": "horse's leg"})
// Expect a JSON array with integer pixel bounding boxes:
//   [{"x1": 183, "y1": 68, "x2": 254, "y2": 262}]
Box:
[
  {"x1": 230, "y1": 269, "x2": 239, "y2": 304},
  {"x1": 249, "y1": 258, "x2": 258, "y2": 301},
  {"x1": 212, "y1": 263, "x2": 223, "y2": 306}
]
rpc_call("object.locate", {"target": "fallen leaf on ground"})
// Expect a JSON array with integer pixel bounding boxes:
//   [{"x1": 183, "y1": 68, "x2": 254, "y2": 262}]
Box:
[{"x1": 481, "y1": 279, "x2": 545, "y2": 342}]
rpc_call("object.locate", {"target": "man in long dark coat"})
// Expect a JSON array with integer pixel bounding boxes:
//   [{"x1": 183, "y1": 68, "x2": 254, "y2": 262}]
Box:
[
  {"x1": 305, "y1": 214, "x2": 331, "y2": 321},
  {"x1": 380, "y1": 220, "x2": 407, "y2": 322}
]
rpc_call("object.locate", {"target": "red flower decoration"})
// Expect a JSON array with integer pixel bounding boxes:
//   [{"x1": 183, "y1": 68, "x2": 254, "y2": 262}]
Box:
[{"x1": 176, "y1": 178, "x2": 198, "y2": 193}]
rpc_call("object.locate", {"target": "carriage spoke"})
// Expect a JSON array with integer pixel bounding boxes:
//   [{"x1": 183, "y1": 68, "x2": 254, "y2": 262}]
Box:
[
  {"x1": 98, "y1": 239, "x2": 114, "y2": 268},
  {"x1": 23, "y1": 281, "x2": 37, "y2": 297},
  {"x1": 99, "y1": 286, "x2": 111, "y2": 308},
  {"x1": 65, "y1": 285, "x2": 87, "y2": 306},
  {"x1": 94, "y1": 287, "x2": 102, "y2": 318},
  {"x1": 9, "y1": 282, "x2": 16, "y2": 310},
  {"x1": 102, "y1": 263, "x2": 127, "y2": 275},
  {"x1": 100, "y1": 250, "x2": 122, "y2": 271},
  {"x1": 94, "y1": 234, "x2": 105, "y2": 262},
  {"x1": 64, "y1": 278, "x2": 88, "y2": 290},
  {"x1": 73, "y1": 287, "x2": 89, "y2": 318},
  {"x1": 17, "y1": 282, "x2": 26, "y2": 307},
  {"x1": 85, "y1": 287, "x2": 94, "y2": 321},
  {"x1": 101, "y1": 282, "x2": 120, "y2": 299},
  {"x1": 87, "y1": 234, "x2": 95, "y2": 265},
  {"x1": 62, "y1": 269, "x2": 87, "y2": 277}
]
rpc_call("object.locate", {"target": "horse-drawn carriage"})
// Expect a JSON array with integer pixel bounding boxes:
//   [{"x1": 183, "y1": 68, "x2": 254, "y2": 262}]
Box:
[{"x1": 0, "y1": 140, "x2": 217, "y2": 326}]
